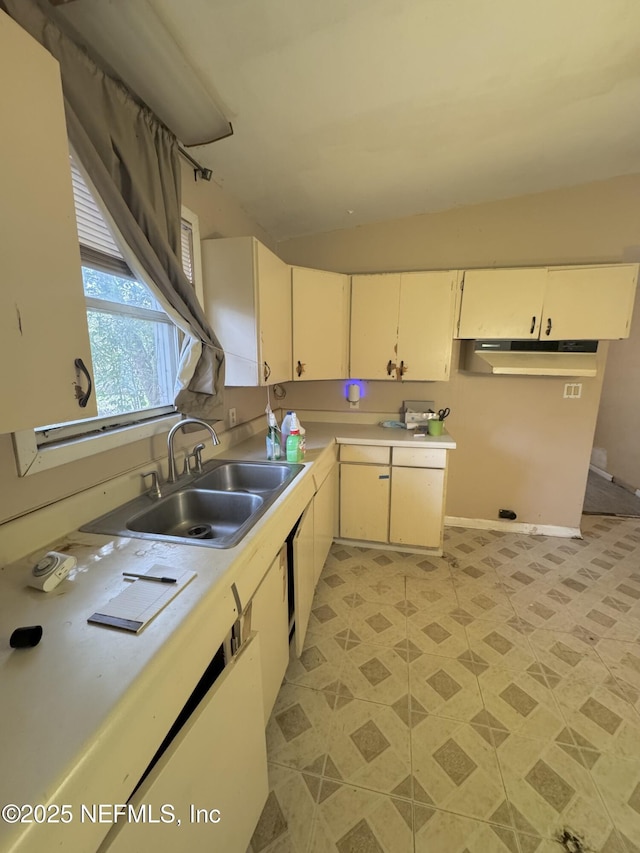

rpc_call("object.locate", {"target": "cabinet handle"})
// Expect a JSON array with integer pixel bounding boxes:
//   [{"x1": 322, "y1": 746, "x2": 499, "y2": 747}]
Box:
[
  {"x1": 378, "y1": 474, "x2": 390, "y2": 479},
  {"x1": 263, "y1": 362, "x2": 271, "y2": 383},
  {"x1": 73, "y1": 358, "x2": 93, "y2": 408},
  {"x1": 296, "y1": 360, "x2": 305, "y2": 377},
  {"x1": 545, "y1": 318, "x2": 552, "y2": 336},
  {"x1": 399, "y1": 360, "x2": 407, "y2": 377},
  {"x1": 386, "y1": 360, "x2": 396, "y2": 376},
  {"x1": 530, "y1": 316, "x2": 536, "y2": 334}
]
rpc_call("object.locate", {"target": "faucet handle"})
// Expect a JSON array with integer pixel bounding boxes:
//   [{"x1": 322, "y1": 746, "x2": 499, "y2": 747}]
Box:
[
  {"x1": 192, "y1": 443, "x2": 205, "y2": 474},
  {"x1": 141, "y1": 471, "x2": 162, "y2": 500}
]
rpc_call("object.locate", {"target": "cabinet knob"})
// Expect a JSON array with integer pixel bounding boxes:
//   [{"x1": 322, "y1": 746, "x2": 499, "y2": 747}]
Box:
[
  {"x1": 73, "y1": 358, "x2": 93, "y2": 408},
  {"x1": 545, "y1": 318, "x2": 552, "y2": 336}
]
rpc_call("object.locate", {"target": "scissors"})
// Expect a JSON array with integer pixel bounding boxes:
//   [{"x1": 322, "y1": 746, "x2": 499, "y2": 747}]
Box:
[{"x1": 437, "y1": 407, "x2": 450, "y2": 421}]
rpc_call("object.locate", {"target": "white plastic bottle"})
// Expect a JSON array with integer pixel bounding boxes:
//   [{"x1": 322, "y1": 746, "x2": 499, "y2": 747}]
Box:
[
  {"x1": 266, "y1": 411, "x2": 281, "y2": 461},
  {"x1": 280, "y1": 411, "x2": 294, "y2": 453}
]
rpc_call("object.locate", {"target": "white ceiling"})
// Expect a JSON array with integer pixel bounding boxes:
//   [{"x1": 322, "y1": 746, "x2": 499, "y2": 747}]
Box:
[{"x1": 56, "y1": 0, "x2": 640, "y2": 241}]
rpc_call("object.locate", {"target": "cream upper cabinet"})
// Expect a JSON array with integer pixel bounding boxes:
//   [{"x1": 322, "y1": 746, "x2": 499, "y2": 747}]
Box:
[
  {"x1": 350, "y1": 274, "x2": 401, "y2": 379},
  {"x1": 292, "y1": 266, "x2": 350, "y2": 380},
  {"x1": 457, "y1": 268, "x2": 547, "y2": 339},
  {"x1": 0, "y1": 11, "x2": 97, "y2": 434},
  {"x1": 543, "y1": 265, "x2": 638, "y2": 340},
  {"x1": 201, "y1": 236, "x2": 292, "y2": 385},
  {"x1": 457, "y1": 264, "x2": 638, "y2": 340},
  {"x1": 350, "y1": 271, "x2": 457, "y2": 380}
]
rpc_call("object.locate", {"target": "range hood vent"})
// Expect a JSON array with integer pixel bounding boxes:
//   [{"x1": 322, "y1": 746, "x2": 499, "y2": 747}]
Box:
[{"x1": 463, "y1": 340, "x2": 599, "y2": 377}]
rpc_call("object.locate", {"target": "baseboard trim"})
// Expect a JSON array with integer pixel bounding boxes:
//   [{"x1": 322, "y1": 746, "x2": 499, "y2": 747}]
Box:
[
  {"x1": 589, "y1": 464, "x2": 613, "y2": 482},
  {"x1": 334, "y1": 538, "x2": 443, "y2": 557},
  {"x1": 445, "y1": 516, "x2": 582, "y2": 539}
]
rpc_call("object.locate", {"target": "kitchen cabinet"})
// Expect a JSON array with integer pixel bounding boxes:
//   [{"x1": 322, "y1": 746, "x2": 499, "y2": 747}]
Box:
[
  {"x1": 98, "y1": 635, "x2": 268, "y2": 853},
  {"x1": 292, "y1": 266, "x2": 350, "y2": 380},
  {"x1": 0, "y1": 11, "x2": 97, "y2": 433},
  {"x1": 313, "y1": 464, "x2": 338, "y2": 586},
  {"x1": 292, "y1": 501, "x2": 315, "y2": 657},
  {"x1": 249, "y1": 547, "x2": 289, "y2": 725},
  {"x1": 340, "y1": 445, "x2": 391, "y2": 542},
  {"x1": 201, "y1": 236, "x2": 292, "y2": 385},
  {"x1": 389, "y1": 449, "x2": 446, "y2": 550},
  {"x1": 339, "y1": 444, "x2": 448, "y2": 553},
  {"x1": 350, "y1": 271, "x2": 458, "y2": 381},
  {"x1": 457, "y1": 264, "x2": 638, "y2": 340}
]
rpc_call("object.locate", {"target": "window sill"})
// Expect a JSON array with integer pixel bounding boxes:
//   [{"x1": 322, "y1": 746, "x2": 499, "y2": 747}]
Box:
[{"x1": 12, "y1": 413, "x2": 182, "y2": 477}]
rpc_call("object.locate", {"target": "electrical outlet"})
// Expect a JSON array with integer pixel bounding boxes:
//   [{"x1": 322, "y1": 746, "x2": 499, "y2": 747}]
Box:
[
  {"x1": 563, "y1": 383, "x2": 582, "y2": 399},
  {"x1": 228, "y1": 407, "x2": 237, "y2": 427}
]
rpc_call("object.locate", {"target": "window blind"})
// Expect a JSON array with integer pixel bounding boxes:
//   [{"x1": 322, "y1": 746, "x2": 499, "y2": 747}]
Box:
[{"x1": 71, "y1": 158, "x2": 195, "y2": 284}]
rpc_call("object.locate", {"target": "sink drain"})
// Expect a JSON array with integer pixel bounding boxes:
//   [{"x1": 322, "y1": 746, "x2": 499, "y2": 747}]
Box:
[{"x1": 186, "y1": 524, "x2": 214, "y2": 539}]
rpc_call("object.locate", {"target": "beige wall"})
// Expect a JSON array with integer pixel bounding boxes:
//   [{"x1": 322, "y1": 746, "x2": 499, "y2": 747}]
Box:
[
  {"x1": 279, "y1": 175, "x2": 640, "y2": 528},
  {"x1": 0, "y1": 164, "x2": 269, "y2": 528},
  {"x1": 593, "y1": 285, "x2": 640, "y2": 491}
]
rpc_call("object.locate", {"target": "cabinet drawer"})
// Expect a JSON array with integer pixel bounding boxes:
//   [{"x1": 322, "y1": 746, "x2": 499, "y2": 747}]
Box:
[
  {"x1": 392, "y1": 447, "x2": 446, "y2": 469},
  {"x1": 340, "y1": 444, "x2": 390, "y2": 464}
]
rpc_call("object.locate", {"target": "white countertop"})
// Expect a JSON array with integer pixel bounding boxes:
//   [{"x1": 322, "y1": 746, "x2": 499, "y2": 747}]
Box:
[{"x1": 0, "y1": 421, "x2": 454, "y2": 852}]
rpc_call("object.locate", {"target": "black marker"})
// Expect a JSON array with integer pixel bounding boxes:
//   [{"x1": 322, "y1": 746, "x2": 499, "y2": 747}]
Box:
[{"x1": 123, "y1": 572, "x2": 177, "y2": 584}]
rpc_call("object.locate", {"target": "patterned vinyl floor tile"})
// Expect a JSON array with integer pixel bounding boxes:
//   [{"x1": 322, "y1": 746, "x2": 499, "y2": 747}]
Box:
[
  {"x1": 254, "y1": 520, "x2": 640, "y2": 852},
  {"x1": 322, "y1": 696, "x2": 412, "y2": 797},
  {"x1": 308, "y1": 782, "x2": 414, "y2": 853},
  {"x1": 495, "y1": 733, "x2": 615, "y2": 847}
]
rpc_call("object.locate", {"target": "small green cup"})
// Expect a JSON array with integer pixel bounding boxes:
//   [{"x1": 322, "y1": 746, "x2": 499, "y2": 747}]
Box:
[{"x1": 427, "y1": 418, "x2": 444, "y2": 436}]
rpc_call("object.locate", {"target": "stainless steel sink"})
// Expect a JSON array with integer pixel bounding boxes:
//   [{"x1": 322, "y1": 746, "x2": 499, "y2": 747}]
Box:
[
  {"x1": 81, "y1": 459, "x2": 304, "y2": 549},
  {"x1": 195, "y1": 461, "x2": 295, "y2": 494},
  {"x1": 127, "y1": 489, "x2": 263, "y2": 544}
]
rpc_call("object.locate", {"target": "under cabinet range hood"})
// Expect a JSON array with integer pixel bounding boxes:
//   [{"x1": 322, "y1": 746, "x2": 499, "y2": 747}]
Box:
[{"x1": 462, "y1": 340, "x2": 599, "y2": 376}]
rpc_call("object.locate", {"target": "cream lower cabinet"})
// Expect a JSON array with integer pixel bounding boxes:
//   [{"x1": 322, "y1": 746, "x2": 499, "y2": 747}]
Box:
[
  {"x1": 457, "y1": 264, "x2": 638, "y2": 340},
  {"x1": 339, "y1": 444, "x2": 447, "y2": 553},
  {"x1": 313, "y1": 465, "x2": 339, "y2": 586},
  {"x1": 201, "y1": 236, "x2": 292, "y2": 385},
  {"x1": 340, "y1": 445, "x2": 391, "y2": 542},
  {"x1": 248, "y1": 547, "x2": 289, "y2": 725},
  {"x1": 292, "y1": 267, "x2": 350, "y2": 380},
  {"x1": 293, "y1": 501, "x2": 315, "y2": 657},
  {"x1": 98, "y1": 635, "x2": 268, "y2": 853},
  {"x1": 0, "y1": 11, "x2": 97, "y2": 433},
  {"x1": 350, "y1": 271, "x2": 458, "y2": 381}
]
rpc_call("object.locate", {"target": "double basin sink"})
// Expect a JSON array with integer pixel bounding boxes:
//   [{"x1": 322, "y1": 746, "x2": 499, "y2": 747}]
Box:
[{"x1": 82, "y1": 460, "x2": 305, "y2": 549}]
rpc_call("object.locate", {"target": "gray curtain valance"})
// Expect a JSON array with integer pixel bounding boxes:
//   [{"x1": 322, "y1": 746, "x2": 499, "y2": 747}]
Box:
[{"x1": 1, "y1": 0, "x2": 225, "y2": 420}]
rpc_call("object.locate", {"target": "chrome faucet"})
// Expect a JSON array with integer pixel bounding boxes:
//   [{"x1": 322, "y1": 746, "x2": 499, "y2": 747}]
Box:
[{"x1": 167, "y1": 418, "x2": 220, "y2": 483}]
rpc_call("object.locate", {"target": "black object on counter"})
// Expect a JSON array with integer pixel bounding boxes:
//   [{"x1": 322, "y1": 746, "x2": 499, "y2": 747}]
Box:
[{"x1": 10, "y1": 625, "x2": 43, "y2": 648}]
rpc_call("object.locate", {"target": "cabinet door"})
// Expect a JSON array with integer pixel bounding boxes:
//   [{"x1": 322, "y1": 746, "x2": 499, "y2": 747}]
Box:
[
  {"x1": 457, "y1": 268, "x2": 546, "y2": 339},
  {"x1": 340, "y1": 463, "x2": 390, "y2": 543},
  {"x1": 350, "y1": 274, "x2": 401, "y2": 379},
  {"x1": 0, "y1": 11, "x2": 96, "y2": 433},
  {"x1": 250, "y1": 548, "x2": 289, "y2": 724},
  {"x1": 390, "y1": 467, "x2": 445, "y2": 549},
  {"x1": 398, "y1": 271, "x2": 457, "y2": 380},
  {"x1": 256, "y1": 241, "x2": 292, "y2": 384},
  {"x1": 293, "y1": 502, "x2": 315, "y2": 657},
  {"x1": 543, "y1": 265, "x2": 638, "y2": 340},
  {"x1": 98, "y1": 635, "x2": 268, "y2": 853},
  {"x1": 313, "y1": 466, "x2": 338, "y2": 586},
  {"x1": 292, "y1": 267, "x2": 350, "y2": 380}
]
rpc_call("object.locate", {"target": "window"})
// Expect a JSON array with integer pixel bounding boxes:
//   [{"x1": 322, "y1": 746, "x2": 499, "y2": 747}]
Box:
[
  {"x1": 37, "y1": 162, "x2": 193, "y2": 444},
  {"x1": 13, "y1": 162, "x2": 200, "y2": 475}
]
